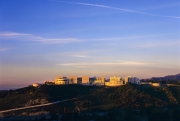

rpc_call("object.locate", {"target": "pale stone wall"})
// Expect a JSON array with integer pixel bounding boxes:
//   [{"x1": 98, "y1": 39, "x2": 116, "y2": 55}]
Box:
[
  {"x1": 126, "y1": 76, "x2": 134, "y2": 83},
  {"x1": 82, "y1": 76, "x2": 89, "y2": 84},
  {"x1": 134, "y1": 77, "x2": 141, "y2": 85},
  {"x1": 68, "y1": 76, "x2": 78, "y2": 84},
  {"x1": 93, "y1": 77, "x2": 105, "y2": 86},
  {"x1": 124, "y1": 76, "x2": 141, "y2": 85},
  {"x1": 55, "y1": 76, "x2": 63, "y2": 82},
  {"x1": 124, "y1": 77, "x2": 129, "y2": 84},
  {"x1": 105, "y1": 76, "x2": 123, "y2": 86},
  {"x1": 55, "y1": 76, "x2": 68, "y2": 85},
  {"x1": 110, "y1": 76, "x2": 122, "y2": 82},
  {"x1": 105, "y1": 81, "x2": 123, "y2": 86}
]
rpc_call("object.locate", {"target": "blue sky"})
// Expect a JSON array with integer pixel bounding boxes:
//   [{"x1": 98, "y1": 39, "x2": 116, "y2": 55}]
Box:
[{"x1": 0, "y1": 0, "x2": 180, "y2": 89}]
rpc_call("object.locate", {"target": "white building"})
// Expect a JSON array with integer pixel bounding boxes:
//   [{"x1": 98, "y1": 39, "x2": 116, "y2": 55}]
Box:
[
  {"x1": 82, "y1": 76, "x2": 90, "y2": 85},
  {"x1": 105, "y1": 76, "x2": 123, "y2": 86},
  {"x1": 68, "y1": 76, "x2": 78, "y2": 84},
  {"x1": 55, "y1": 76, "x2": 68, "y2": 85},
  {"x1": 134, "y1": 77, "x2": 141, "y2": 85},
  {"x1": 93, "y1": 77, "x2": 105, "y2": 86},
  {"x1": 124, "y1": 76, "x2": 141, "y2": 85},
  {"x1": 44, "y1": 81, "x2": 55, "y2": 85}
]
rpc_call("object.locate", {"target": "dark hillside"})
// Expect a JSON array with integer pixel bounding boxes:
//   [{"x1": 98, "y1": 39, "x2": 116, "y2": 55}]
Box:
[
  {"x1": 2, "y1": 84, "x2": 180, "y2": 121},
  {"x1": 0, "y1": 84, "x2": 98, "y2": 111},
  {"x1": 74, "y1": 84, "x2": 168, "y2": 112},
  {"x1": 110, "y1": 84, "x2": 167, "y2": 108},
  {"x1": 1, "y1": 84, "x2": 180, "y2": 113},
  {"x1": 168, "y1": 86, "x2": 180, "y2": 104},
  {"x1": 133, "y1": 85, "x2": 170, "y2": 103},
  {"x1": 46, "y1": 84, "x2": 98, "y2": 101}
]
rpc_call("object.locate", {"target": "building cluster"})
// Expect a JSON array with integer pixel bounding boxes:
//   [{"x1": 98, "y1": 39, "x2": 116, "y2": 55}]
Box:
[{"x1": 45, "y1": 76, "x2": 141, "y2": 86}]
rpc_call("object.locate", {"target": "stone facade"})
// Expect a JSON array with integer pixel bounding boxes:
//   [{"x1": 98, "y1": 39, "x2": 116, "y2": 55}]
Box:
[
  {"x1": 55, "y1": 76, "x2": 68, "y2": 85},
  {"x1": 105, "y1": 76, "x2": 123, "y2": 86},
  {"x1": 124, "y1": 76, "x2": 141, "y2": 85},
  {"x1": 82, "y1": 76, "x2": 89, "y2": 84},
  {"x1": 93, "y1": 77, "x2": 105, "y2": 86},
  {"x1": 68, "y1": 76, "x2": 78, "y2": 84}
]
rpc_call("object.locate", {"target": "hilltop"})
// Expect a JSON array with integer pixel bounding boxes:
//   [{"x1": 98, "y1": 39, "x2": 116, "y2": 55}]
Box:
[
  {"x1": 1, "y1": 84, "x2": 180, "y2": 111},
  {"x1": 0, "y1": 84, "x2": 98, "y2": 111},
  {"x1": 1, "y1": 84, "x2": 180, "y2": 120},
  {"x1": 142, "y1": 73, "x2": 180, "y2": 82},
  {"x1": 74, "y1": 84, "x2": 180, "y2": 112}
]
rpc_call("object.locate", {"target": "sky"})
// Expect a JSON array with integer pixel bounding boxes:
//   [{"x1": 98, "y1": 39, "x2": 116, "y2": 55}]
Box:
[{"x1": 0, "y1": 0, "x2": 180, "y2": 90}]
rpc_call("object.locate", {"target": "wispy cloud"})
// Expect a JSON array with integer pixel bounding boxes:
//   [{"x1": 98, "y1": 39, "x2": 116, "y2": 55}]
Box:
[
  {"x1": 0, "y1": 48, "x2": 12, "y2": 52},
  {"x1": 0, "y1": 32, "x2": 29, "y2": 37},
  {"x1": 57, "y1": 60, "x2": 178, "y2": 69},
  {"x1": 0, "y1": 32, "x2": 82, "y2": 44},
  {"x1": 58, "y1": 1, "x2": 180, "y2": 19},
  {"x1": 93, "y1": 43, "x2": 118, "y2": 46},
  {"x1": 86, "y1": 33, "x2": 180, "y2": 42},
  {"x1": 59, "y1": 53, "x2": 96, "y2": 58},
  {"x1": 58, "y1": 49, "x2": 105, "y2": 58},
  {"x1": 70, "y1": 54, "x2": 95, "y2": 58},
  {"x1": 134, "y1": 40, "x2": 180, "y2": 48},
  {"x1": 57, "y1": 61, "x2": 155, "y2": 68}
]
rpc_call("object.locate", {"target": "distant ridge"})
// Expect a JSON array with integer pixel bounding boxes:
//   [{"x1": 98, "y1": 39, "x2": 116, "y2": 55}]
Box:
[{"x1": 143, "y1": 73, "x2": 180, "y2": 81}]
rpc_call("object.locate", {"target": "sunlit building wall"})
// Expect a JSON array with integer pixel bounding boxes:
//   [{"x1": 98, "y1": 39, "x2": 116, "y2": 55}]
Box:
[
  {"x1": 124, "y1": 76, "x2": 130, "y2": 84},
  {"x1": 55, "y1": 76, "x2": 68, "y2": 85},
  {"x1": 93, "y1": 77, "x2": 105, "y2": 86},
  {"x1": 53, "y1": 75, "x2": 140, "y2": 85},
  {"x1": 68, "y1": 76, "x2": 78, "y2": 84},
  {"x1": 44, "y1": 81, "x2": 55, "y2": 85},
  {"x1": 105, "y1": 76, "x2": 123, "y2": 86},
  {"x1": 124, "y1": 76, "x2": 141, "y2": 85},
  {"x1": 82, "y1": 76, "x2": 90, "y2": 84}
]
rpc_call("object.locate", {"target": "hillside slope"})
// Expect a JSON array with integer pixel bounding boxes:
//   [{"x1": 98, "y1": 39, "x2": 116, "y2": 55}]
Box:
[
  {"x1": 74, "y1": 84, "x2": 170, "y2": 112},
  {"x1": 0, "y1": 84, "x2": 98, "y2": 111},
  {"x1": 1, "y1": 84, "x2": 180, "y2": 112}
]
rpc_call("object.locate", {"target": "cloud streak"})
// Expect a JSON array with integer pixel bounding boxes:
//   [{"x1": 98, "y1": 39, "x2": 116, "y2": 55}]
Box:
[
  {"x1": 88, "y1": 33, "x2": 179, "y2": 42},
  {"x1": 58, "y1": 1, "x2": 180, "y2": 19},
  {"x1": 70, "y1": 54, "x2": 95, "y2": 58},
  {"x1": 0, "y1": 32, "x2": 82, "y2": 44},
  {"x1": 57, "y1": 61, "x2": 177, "y2": 69},
  {"x1": 0, "y1": 48, "x2": 12, "y2": 52},
  {"x1": 135, "y1": 40, "x2": 180, "y2": 48},
  {"x1": 58, "y1": 61, "x2": 155, "y2": 68}
]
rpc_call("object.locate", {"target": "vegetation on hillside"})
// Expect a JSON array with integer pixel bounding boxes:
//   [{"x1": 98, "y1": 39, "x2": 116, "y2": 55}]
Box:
[
  {"x1": 74, "y1": 84, "x2": 169, "y2": 112},
  {"x1": 1, "y1": 84, "x2": 180, "y2": 120},
  {"x1": 0, "y1": 84, "x2": 98, "y2": 111}
]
